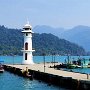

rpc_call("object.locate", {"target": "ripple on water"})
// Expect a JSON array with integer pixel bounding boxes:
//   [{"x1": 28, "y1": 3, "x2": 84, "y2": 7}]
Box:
[{"x1": 0, "y1": 71, "x2": 68, "y2": 90}]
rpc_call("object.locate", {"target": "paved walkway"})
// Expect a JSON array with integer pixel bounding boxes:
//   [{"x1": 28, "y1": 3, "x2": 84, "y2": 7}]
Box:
[{"x1": 6, "y1": 63, "x2": 90, "y2": 80}]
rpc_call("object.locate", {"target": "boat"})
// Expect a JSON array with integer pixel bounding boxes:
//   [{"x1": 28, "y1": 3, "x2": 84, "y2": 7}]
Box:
[
  {"x1": 0, "y1": 64, "x2": 4, "y2": 73},
  {"x1": 0, "y1": 61, "x2": 4, "y2": 73},
  {"x1": 21, "y1": 67, "x2": 33, "y2": 80},
  {"x1": 67, "y1": 64, "x2": 81, "y2": 69}
]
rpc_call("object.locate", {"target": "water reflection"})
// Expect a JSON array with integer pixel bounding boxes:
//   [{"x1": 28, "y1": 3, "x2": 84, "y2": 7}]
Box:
[
  {"x1": 0, "y1": 71, "x2": 68, "y2": 90},
  {"x1": 23, "y1": 79, "x2": 33, "y2": 90}
]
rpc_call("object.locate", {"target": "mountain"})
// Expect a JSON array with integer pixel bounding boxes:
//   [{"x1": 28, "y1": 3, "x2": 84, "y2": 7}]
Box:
[
  {"x1": 0, "y1": 25, "x2": 86, "y2": 56},
  {"x1": 33, "y1": 25, "x2": 90, "y2": 51},
  {"x1": 32, "y1": 33, "x2": 86, "y2": 56},
  {"x1": 60, "y1": 25, "x2": 90, "y2": 51},
  {"x1": 0, "y1": 25, "x2": 23, "y2": 55},
  {"x1": 33, "y1": 25, "x2": 65, "y2": 37}
]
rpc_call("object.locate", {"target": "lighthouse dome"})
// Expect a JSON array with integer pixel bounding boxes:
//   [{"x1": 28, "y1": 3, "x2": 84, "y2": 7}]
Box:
[{"x1": 23, "y1": 21, "x2": 32, "y2": 30}]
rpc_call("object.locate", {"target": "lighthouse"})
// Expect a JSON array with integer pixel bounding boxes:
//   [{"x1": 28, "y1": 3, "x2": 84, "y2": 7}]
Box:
[{"x1": 21, "y1": 21, "x2": 35, "y2": 64}]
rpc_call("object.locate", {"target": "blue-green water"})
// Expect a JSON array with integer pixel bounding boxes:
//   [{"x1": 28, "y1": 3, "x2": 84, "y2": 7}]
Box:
[
  {"x1": 0, "y1": 56, "x2": 67, "y2": 64},
  {"x1": 1, "y1": 55, "x2": 90, "y2": 64},
  {"x1": 0, "y1": 71, "x2": 67, "y2": 90},
  {"x1": 0, "y1": 56, "x2": 90, "y2": 90},
  {"x1": 0, "y1": 56, "x2": 69, "y2": 90},
  {"x1": 0, "y1": 55, "x2": 90, "y2": 74}
]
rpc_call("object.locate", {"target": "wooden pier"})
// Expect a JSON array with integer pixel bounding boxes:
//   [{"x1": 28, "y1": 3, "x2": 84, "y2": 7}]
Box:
[{"x1": 4, "y1": 63, "x2": 90, "y2": 90}]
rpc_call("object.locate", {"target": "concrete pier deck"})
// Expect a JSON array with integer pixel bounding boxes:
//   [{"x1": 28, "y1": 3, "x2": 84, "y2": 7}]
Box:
[{"x1": 5, "y1": 63, "x2": 90, "y2": 80}]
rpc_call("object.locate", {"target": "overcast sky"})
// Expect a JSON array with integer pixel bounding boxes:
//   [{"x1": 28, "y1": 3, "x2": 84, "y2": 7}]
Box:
[{"x1": 0, "y1": 0, "x2": 90, "y2": 29}]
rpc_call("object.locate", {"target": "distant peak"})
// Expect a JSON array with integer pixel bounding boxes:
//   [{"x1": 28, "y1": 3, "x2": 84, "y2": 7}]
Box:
[{"x1": 73, "y1": 25, "x2": 90, "y2": 29}]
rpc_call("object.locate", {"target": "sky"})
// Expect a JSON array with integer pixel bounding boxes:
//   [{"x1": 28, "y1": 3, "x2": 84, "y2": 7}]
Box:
[{"x1": 0, "y1": 0, "x2": 90, "y2": 29}]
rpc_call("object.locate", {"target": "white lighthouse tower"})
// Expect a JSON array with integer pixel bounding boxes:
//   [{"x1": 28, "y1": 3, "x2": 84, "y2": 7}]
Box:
[{"x1": 21, "y1": 21, "x2": 35, "y2": 64}]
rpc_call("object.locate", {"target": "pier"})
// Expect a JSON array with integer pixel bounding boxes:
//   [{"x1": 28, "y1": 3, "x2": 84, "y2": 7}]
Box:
[{"x1": 3, "y1": 63, "x2": 90, "y2": 90}]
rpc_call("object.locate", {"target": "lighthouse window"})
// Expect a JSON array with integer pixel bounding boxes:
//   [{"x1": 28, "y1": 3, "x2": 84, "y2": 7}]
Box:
[
  {"x1": 25, "y1": 53, "x2": 27, "y2": 60},
  {"x1": 26, "y1": 33, "x2": 28, "y2": 36},
  {"x1": 25, "y1": 28, "x2": 29, "y2": 30},
  {"x1": 25, "y1": 42, "x2": 28, "y2": 50}
]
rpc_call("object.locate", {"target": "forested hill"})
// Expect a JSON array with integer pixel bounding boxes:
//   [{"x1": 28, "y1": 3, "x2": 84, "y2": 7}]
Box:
[
  {"x1": 33, "y1": 33, "x2": 85, "y2": 55},
  {"x1": 0, "y1": 25, "x2": 23, "y2": 55},
  {"x1": 0, "y1": 25, "x2": 86, "y2": 56}
]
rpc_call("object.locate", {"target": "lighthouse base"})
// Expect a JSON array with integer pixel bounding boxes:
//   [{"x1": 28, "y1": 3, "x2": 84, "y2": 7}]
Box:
[{"x1": 22, "y1": 60, "x2": 34, "y2": 65}]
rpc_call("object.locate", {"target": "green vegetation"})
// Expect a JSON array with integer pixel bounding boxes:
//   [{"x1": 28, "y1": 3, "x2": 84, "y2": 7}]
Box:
[
  {"x1": 0, "y1": 25, "x2": 23, "y2": 55},
  {"x1": 33, "y1": 33, "x2": 86, "y2": 55},
  {"x1": 0, "y1": 25, "x2": 86, "y2": 56}
]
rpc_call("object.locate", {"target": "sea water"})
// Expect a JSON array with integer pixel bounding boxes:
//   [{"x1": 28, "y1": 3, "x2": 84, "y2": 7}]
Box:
[
  {"x1": 0, "y1": 71, "x2": 68, "y2": 90},
  {"x1": 0, "y1": 55, "x2": 90, "y2": 74},
  {"x1": 0, "y1": 56, "x2": 90, "y2": 90},
  {"x1": 0, "y1": 56, "x2": 70, "y2": 90}
]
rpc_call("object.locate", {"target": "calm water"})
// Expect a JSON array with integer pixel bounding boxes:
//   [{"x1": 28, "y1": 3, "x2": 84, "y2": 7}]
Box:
[
  {"x1": 1, "y1": 55, "x2": 90, "y2": 64},
  {"x1": 0, "y1": 56, "x2": 90, "y2": 90},
  {"x1": 0, "y1": 71, "x2": 67, "y2": 90},
  {"x1": 0, "y1": 55, "x2": 90, "y2": 74},
  {"x1": 0, "y1": 55, "x2": 67, "y2": 64},
  {"x1": 0, "y1": 56, "x2": 69, "y2": 90}
]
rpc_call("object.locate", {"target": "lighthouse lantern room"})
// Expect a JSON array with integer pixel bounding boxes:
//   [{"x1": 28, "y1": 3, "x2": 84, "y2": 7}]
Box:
[{"x1": 21, "y1": 21, "x2": 35, "y2": 64}]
